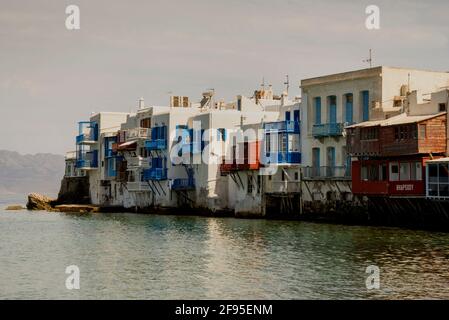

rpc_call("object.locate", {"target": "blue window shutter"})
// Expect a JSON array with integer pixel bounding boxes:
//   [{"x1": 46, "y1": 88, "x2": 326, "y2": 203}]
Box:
[
  {"x1": 223, "y1": 129, "x2": 227, "y2": 141},
  {"x1": 362, "y1": 91, "x2": 370, "y2": 121},
  {"x1": 315, "y1": 98, "x2": 321, "y2": 125},
  {"x1": 329, "y1": 96, "x2": 337, "y2": 124},
  {"x1": 285, "y1": 111, "x2": 291, "y2": 121},
  {"x1": 345, "y1": 94, "x2": 353, "y2": 123}
]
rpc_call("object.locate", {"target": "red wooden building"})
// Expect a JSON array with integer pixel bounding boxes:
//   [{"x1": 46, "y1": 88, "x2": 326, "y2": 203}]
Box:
[{"x1": 346, "y1": 112, "x2": 447, "y2": 196}]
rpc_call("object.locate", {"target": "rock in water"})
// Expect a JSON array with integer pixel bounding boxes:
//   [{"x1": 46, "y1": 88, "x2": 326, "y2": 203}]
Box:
[{"x1": 26, "y1": 193, "x2": 56, "y2": 211}]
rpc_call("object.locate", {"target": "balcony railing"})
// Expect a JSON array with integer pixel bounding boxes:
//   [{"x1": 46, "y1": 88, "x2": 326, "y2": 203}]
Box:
[
  {"x1": 76, "y1": 133, "x2": 97, "y2": 144},
  {"x1": 171, "y1": 178, "x2": 195, "y2": 191},
  {"x1": 65, "y1": 151, "x2": 77, "y2": 160},
  {"x1": 127, "y1": 181, "x2": 151, "y2": 192},
  {"x1": 264, "y1": 152, "x2": 301, "y2": 165},
  {"x1": 143, "y1": 168, "x2": 168, "y2": 181},
  {"x1": 265, "y1": 180, "x2": 301, "y2": 193},
  {"x1": 302, "y1": 166, "x2": 351, "y2": 180},
  {"x1": 145, "y1": 139, "x2": 167, "y2": 151},
  {"x1": 220, "y1": 158, "x2": 261, "y2": 174},
  {"x1": 127, "y1": 156, "x2": 150, "y2": 168},
  {"x1": 126, "y1": 128, "x2": 151, "y2": 140},
  {"x1": 76, "y1": 151, "x2": 98, "y2": 169},
  {"x1": 264, "y1": 121, "x2": 300, "y2": 134},
  {"x1": 76, "y1": 121, "x2": 98, "y2": 144},
  {"x1": 312, "y1": 123, "x2": 344, "y2": 138}
]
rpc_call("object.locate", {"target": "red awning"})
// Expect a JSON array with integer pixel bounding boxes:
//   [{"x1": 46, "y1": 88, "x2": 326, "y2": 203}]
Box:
[{"x1": 117, "y1": 141, "x2": 137, "y2": 151}]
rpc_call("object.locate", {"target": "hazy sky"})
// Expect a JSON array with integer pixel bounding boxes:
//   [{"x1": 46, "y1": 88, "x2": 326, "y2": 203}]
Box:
[{"x1": 1, "y1": 0, "x2": 448, "y2": 155}]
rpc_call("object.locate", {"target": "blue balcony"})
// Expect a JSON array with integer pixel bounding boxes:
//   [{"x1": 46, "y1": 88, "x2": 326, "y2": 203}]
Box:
[
  {"x1": 145, "y1": 139, "x2": 167, "y2": 150},
  {"x1": 143, "y1": 168, "x2": 168, "y2": 181},
  {"x1": 172, "y1": 178, "x2": 195, "y2": 191},
  {"x1": 75, "y1": 150, "x2": 98, "y2": 169},
  {"x1": 265, "y1": 152, "x2": 301, "y2": 165},
  {"x1": 264, "y1": 121, "x2": 300, "y2": 134},
  {"x1": 145, "y1": 126, "x2": 167, "y2": 150},
  {"x1": 312, "y1": 123, "x2": 344, "y2": 138},
  {"x1": 76, "y1": 121, "x2": 98, "y2": 144}
]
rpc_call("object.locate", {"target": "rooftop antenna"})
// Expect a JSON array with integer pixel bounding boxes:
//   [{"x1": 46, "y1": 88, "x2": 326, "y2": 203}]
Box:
[
  {"x1": 284, "y1": 75, "x2": 290, "y2": 94},
  {"x1": 363, "y1": 49, "x2": 373, "y2": 68}
]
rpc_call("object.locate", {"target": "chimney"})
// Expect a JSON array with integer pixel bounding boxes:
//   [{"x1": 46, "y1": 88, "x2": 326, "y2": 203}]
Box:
[{"x1": 138, "y1": 97, "x2": 145, "y2": 109}]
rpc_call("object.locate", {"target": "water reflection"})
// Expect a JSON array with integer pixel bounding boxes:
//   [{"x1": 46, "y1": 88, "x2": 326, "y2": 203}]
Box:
[{"x1": 0, "y1": 210, "x2": 448, "y2": 299}]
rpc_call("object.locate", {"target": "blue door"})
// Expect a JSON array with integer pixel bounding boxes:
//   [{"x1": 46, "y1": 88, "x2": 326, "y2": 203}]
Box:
[
  {"x1": 362, "y1": 91, "x2": 370, "y2": 121},
  {"x1": 327, "y1": 147, "x2": 336, "y2": 177},
  {"x1": 345, "y1": 94, "x2": 353, "y2": 124},
  {"x1": 329, "y1": 96, "x2": 337, "y2": 124},
  {"x1": 312, "y1": 148, "x2": 320, "y2": 176},
  {"x1": 285, "y1": 111, "x2": 291, "y2": 121},
  {"x1": 314, "y1": 98, "x2": 321, "y2": 125}
]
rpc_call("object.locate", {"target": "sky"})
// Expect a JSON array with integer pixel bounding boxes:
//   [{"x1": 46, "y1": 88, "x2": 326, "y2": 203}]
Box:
[{"x1": 0, "y1": 0, "x2": 448, "y2": 155}]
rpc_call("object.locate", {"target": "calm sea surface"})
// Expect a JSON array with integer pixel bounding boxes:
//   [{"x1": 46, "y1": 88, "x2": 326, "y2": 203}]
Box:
[{"x1": 1, "y1": 195, "x2": 449, "y2": 300}]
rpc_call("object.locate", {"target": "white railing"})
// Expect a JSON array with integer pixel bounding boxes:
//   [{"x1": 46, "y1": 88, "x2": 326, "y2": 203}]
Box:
[
  {"x1": 127, "y1": 156, "x2": 150, "y2": 168},
  {"x1": 265, "y1": 180, "x2": 301, "y2": 193},
  {"x1": 127, "y1": 181, "x2": 151, "y2": 192},
  {"x1": 65, "y1": 151, "x2": 77, "y2": 160},
  {"x1": 126, "y1": 127, "x2": 151, "y2": 140}
]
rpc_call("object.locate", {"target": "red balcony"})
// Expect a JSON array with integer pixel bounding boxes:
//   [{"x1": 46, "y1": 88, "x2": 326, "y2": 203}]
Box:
[{"x1": 220, "y1": 141, "x2": 261, "y2": 175}]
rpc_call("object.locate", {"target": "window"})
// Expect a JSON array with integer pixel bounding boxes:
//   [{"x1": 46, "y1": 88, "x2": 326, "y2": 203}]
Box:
[
  {"x1": 287, "y1": 134, "x2": 294, "y2": 152},
  {"x1": 281, "y1": 170, "x2": 286, "y2": 181},
  {"x1": 257, "y1": 175, "x2": 261, "y2": 194},
  {"x1": 400, "y1": 163, "x2": 411, "y2": 181},
  {"x1": 395, "y1": 125, "x2": 417, "y2": 140},
  {"x1": 217, "y1": 128, "x2": 226, "y2": 141},
  {"x1": 361, "y1": 127, "x2": 378, "y2": 140},
  {"x1": 368, "y1": 165, "x2": 379, "y2": 181},
  {"x1": 379, "y1": 164, "x2": 388, "y2": 181},
  {"x1": 428, "y1": 163, "x2": 449, "y2": 198},
  {"x1": 390, "y1": 163, "x2": 399, "y2": 181},
  {"x1": 294, "y1": 172, "x2": 299, "y2": 181},
  {"x1": 247, "y1": 175, "x2": 253, "y2": 194},
  {"x1": 361, "y1": 165, "x2": 368, "y2": 181},
  {"x1": 265, "y1": 133, "x2": 271, "y2": 153},
  {"x1": 439, "y1": 103, "x2": 447, "y2": 112},
  {"x1": 140, "y1": 118, "x2": 151, "y2": 128},
  {"x1": 419, "y1": 124, "x2": 427, "y2": 139},
  {"x1": 410, "y1": 162, "x2": 422, "y2": 181}
]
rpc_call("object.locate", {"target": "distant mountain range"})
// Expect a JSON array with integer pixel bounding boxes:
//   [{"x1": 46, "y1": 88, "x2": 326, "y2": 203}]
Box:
[{"x1": 0, "y1": 150, "x2": 65, "y2": 197}]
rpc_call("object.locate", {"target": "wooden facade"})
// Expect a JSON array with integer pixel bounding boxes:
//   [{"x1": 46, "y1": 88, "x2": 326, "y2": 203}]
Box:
[
  {"x1": 348, "y1": 113, "x2": 447, "y2": 197},
  {"x1": 347, "y1": 114, "x2": 447, "y2": 157}
]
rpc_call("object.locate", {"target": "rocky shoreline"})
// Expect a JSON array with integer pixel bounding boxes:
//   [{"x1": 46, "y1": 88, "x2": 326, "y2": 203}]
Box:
[{"x1": 25, "y1": 193, "x2": 100, "y2": 213}]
